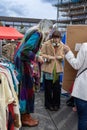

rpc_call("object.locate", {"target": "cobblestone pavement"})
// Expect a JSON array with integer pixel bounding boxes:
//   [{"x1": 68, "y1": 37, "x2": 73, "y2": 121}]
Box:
[{"x1": 20, "y1": 91, "x2": 78, "y2": 130}]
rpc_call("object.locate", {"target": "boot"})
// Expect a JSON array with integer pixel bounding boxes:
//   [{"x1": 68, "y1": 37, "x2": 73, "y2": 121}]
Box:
[
  {"x1": 26, "y1": 114, "x2": 39, "y2": 123},
  {"x1": 21, "y1": 114, "x2": 39, "y2": 127}
]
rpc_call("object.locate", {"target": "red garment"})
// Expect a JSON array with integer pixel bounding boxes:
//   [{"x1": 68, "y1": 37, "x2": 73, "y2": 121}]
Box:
[
  {"x1": 7, "y1": 103, "x2": 15, "y2": 130},
  {"x1": 14, "y1": 42, "x2": 21, "y2": 56},
  {"x1": 69, "y1": 83, "x2": 74, "y2": 94}
]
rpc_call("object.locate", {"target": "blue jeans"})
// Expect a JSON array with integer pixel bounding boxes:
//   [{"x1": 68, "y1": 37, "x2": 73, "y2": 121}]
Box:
[{"x1": 74, "y1": 98, "x2": 87, "y2": 130}]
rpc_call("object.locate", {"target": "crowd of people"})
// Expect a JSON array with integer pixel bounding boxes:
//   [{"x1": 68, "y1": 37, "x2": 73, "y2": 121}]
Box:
[{"x1": 9, "y1": 19, "x2": 87, "y2": 130}]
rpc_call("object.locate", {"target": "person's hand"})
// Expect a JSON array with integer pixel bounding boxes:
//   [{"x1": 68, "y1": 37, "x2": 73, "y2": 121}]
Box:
[
  {"x1": 63, "y1": 45, "x2": 70, "y2": 54},
  {"x1": 55, "y1": 56, "x2": 63, "y2": 61},
  {"x1": 37, "y1": 56, "x2": 44, "y2": 64},
  {"x1": 49, "y1": 56, "x2": 55, "y2": 60}
]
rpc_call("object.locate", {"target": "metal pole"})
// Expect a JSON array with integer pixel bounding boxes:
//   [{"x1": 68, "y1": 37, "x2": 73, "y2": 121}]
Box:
[
  {"x1": 57, "y1": 0, "x2": 59, "y2": 28},
  {"x1": 0, "y1": 40, "x2": 2, "y2": 56}
]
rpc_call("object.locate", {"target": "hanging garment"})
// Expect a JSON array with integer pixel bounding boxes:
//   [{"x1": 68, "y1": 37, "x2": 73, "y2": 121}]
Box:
[
  {"x1": 0, "y1": 65, "x2": 21, "y2": 129},
  {"x1": 0, "y1": 72, "x2": 14, "y2": 130}
]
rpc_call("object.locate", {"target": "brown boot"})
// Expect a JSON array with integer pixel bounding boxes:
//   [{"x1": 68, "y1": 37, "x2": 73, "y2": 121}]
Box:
[
  {"x1": 26, "y1": 114, "x2": 39, "y2": 123},
  {"x1": 21, "y1": 114, "x2": 39, "y2": 127}
]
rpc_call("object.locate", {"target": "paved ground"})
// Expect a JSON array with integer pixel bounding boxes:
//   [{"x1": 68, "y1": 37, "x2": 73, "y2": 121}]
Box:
[{"x1": 20, "y1": 91, "x2": 78, "y2": 130}]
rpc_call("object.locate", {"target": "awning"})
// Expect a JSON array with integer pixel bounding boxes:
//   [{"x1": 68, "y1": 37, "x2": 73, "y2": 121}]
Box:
[{"x1": 0, "y1": 26, "x2": 24, "y2": 40}]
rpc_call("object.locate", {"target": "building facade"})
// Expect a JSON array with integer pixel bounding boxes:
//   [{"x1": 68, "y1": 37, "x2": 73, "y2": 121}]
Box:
[
  {"x1": 54, "y1": 0, "x2": 87, "y2": 31},
  {"x1": 0, "y1": 16, "x2": 56, "y2": 33}
]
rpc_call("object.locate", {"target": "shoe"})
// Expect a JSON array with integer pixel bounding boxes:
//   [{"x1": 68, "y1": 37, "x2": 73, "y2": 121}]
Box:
[
  {"x1": 49, "y1": 106, "x2": 54, "y2": 111},
  {"x1": 26, "y1": 114, "x2": 39, "y2": 123},
  {"x1": 45, "y1": 106, "x2": 54, "y2": 111},
  {"x1": 21, "y1": 114, "x2": 39, "y2": 127},
  {"x1": 53, "y1": 106, "x2": 60, "y2": 111}
]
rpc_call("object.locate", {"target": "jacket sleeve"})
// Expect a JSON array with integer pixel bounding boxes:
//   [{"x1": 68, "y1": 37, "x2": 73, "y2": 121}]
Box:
[
  {"x1": 65, "y1": 44, "x2": 86, "y2": 70},
  {"x1": 59, "y1": 44, "x2": 65, "y2": 60}
]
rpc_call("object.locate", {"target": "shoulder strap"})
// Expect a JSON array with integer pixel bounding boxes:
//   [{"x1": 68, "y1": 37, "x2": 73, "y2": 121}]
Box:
[{"x1": 76, "y1": 68, "x2": 87, "y2": 78}]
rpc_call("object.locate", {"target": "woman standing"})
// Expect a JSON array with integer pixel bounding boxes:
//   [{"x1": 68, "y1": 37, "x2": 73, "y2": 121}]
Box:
[
  {"x1": 14, "y1": 19, "x2": 53, "y2": 127},
  {"x1": 64, "y1": 43, "x2": 87, "y2": 130},
  {"x1": 40, "y1": 30, "x2": 64, "y2": 111}
]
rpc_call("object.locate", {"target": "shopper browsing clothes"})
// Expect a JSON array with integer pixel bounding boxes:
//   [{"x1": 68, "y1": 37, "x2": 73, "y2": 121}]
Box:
[
  {"x1": 14, "y1": 19, "x2": 53, "y2": 127},
  {"x1": 40, "y1": 30, "x2": 64, "y2": 111},
  {"x1": 64, "y1": 43, "x2": 87, "y2": 130}
]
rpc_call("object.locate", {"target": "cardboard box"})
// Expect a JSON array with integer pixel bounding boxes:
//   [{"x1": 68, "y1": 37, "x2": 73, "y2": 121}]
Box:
[{"x1": 62, "y1": 25, "x2": 87, "y2": 92}]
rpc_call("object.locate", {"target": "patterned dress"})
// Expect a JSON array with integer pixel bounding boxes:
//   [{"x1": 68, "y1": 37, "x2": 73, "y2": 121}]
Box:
[{"x1": 14, "y1": 29, "x2": 42, "y2": 113}]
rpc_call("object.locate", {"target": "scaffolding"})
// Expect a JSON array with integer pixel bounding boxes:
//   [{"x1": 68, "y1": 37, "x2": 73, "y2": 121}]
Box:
[{"x1": 54, "y1": 0, "x2": 87, "y2": 31}]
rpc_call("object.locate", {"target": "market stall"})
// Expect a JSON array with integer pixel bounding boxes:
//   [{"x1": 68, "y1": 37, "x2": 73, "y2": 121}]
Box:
[{"x1": 0, "y1": 26, "x2": 24, "y2": 39}]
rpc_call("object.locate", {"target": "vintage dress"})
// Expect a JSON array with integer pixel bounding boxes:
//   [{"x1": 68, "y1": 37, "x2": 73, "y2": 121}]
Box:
[{"x1": 14, "y1": 29, "x2": 42, "y2": 113}]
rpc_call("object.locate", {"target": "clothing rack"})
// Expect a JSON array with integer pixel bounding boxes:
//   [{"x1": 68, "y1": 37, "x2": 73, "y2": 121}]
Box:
[{"x1": 0, "y1": 40, "x2": 2, "y2": 56}]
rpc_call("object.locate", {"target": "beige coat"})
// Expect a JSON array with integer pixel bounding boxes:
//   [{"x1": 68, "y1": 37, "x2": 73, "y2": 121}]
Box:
[{"x1": 40, "y1": 39, "x2": 64, "y2": 74}]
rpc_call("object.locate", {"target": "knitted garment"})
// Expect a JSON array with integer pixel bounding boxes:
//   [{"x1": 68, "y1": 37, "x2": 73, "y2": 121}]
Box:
[{"x1": 14, "y1": 29, "x2": 42, "y2": 113}]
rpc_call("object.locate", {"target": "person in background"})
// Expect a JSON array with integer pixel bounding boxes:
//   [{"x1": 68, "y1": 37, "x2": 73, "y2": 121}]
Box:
[
  {"x1": 40, "y1": 30, "x2": 64, "y2": 111},
  {"x1": 64, "y1": 42, "x2": 87, "y2": 130},
  {"x1": 14, "y1": 19, "x2": 53, "y2": 127},
  {"x1": 40, "y1": 28, "x2": 66, "y2": 92},
  {"x1": 66, "y1": 82, "x2": 77, "y2": 112}
]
